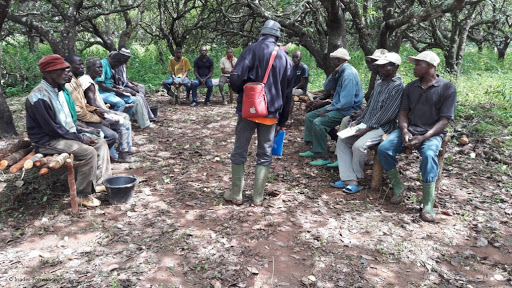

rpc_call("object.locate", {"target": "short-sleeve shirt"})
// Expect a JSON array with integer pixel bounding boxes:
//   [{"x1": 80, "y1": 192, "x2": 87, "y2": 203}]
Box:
[
  {"x1": 220, "y1": 56, "x2": 237, "y2": 76},
  {"x1": 400, "y1": 76, "x2": 457, "y2": 136},
  {"x1": 168, "y1": 57, "x2": 191, "y2": 78},
  {"x1": 95, "y1": 58, "x2": 114, "y2": 94},
  {"x1": 292, "y1": 63, "x2": 309, "y2": 91},
  {"x1": 194, "y1": 56, "x2": 214, "y2": 78}
]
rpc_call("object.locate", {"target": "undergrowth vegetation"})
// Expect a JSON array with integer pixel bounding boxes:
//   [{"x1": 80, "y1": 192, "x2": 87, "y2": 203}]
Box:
[{"x1": 1, "y1": 43, "x2": 510, "y2": 138}]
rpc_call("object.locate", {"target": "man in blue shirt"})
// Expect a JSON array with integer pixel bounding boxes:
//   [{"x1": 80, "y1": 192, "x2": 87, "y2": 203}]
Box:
[
  {"x1": 190, "y1": 47, "x2": 214, "y2": 107},
  {"x1": 299, "y1": 48, "x2": 363, "y2": 166},
  {"x1": 291, "y1": 51, "x2": 309, "y2": 97}
]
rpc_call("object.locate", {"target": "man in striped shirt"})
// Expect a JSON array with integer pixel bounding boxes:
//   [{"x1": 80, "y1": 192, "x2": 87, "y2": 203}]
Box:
[{"x1": 330, "y1": 52, "x2": 404, "y2": 194}]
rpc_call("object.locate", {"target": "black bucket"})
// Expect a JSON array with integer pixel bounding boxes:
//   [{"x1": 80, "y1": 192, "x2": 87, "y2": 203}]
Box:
[
  {"x1": 103, "y1": 175, "x2": 138, "y2": 204},
  {"x1": 149, "y1": 106, "x2": 158, "y2": 118}
]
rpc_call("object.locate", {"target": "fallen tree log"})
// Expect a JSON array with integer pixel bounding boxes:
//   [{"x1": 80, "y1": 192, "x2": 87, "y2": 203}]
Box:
[
  {"x1": 34, "y1": 155, "x2": 56, "y2": 167},
  {"x1": 9, "y1": 151, "x2": 36, "y2": 173},
  {"x1": 49, "y1": 153, "x2": 70, "y2": 170},
  {"x1": 0, "y1": 147, "x2": 33, "y2": 171},
  {"x1": 39, "y1": 164, "x2": 50, "y2": 176},
  {"x1": 23, "y1": 153, "x2": 44, "y2": 170},
  {"x1": 0, "y1": 138, "x2": 31, "y2": 160}
]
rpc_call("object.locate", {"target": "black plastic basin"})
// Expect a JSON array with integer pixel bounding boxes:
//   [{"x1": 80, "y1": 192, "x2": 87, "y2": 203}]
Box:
[{"x1": 103, "y1": 175, "x2": 138, "y2": 204}]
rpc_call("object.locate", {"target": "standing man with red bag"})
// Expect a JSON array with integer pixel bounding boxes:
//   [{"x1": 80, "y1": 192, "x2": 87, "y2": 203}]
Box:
[{"x1": 225, "y1": 19, "x2": 293, "y2": 206}]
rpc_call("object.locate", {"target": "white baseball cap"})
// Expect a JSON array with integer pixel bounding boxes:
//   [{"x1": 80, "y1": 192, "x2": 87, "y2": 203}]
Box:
[
  {"x1": 330, "y1": 48, "x2": 351, "y2": 61},
  {"x1": 366, "y1": 49, "x2": 388, "y2": 61},
  {"x1": 374, "y1": 52, "x2": 402, "y2": 65},
  {"x1": 407, "y1": 51, "x2": 440, "y2": 67}
]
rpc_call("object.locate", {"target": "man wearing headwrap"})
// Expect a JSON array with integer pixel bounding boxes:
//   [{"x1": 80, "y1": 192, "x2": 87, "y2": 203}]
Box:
[{"x1": 25, "y1": 54, "x2": 112, "y2": 207}]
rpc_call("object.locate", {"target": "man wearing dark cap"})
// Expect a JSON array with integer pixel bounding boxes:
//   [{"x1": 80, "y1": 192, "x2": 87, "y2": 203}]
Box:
[
  {"x1": 377, "y1": 51, "x2": 457, "y2": 222},
  {"x1": 225, "y1": 19, "x2": 293, "y2": 206},
  {"x1": 26, "y1": 54, "x2": 112, "y2": 207}
]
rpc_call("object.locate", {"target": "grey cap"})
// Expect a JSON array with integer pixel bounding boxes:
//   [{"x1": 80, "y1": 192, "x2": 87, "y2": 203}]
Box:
[{"x1": 261, "y1": 20, "x2": 281, "y2": 38}]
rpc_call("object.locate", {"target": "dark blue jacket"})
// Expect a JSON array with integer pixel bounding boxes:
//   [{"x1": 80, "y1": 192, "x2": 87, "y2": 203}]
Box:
[{"x1": 230, "y1": 36, "x2": 293, "y2": 127}]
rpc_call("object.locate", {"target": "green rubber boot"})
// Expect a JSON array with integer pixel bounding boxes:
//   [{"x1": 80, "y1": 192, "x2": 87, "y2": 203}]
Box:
[
  {"x1": 253, "y1": 165, "x2": 270, "y2": 206},
  {"x1": 420, "y1": 182, "x2": 436, "y2": 222},
  {"x1": 386, "y1": 168, "x2": 405, "y2": 204},
  {"x1": 225, "y1": 164, "x2": 244, "y2": 205}
]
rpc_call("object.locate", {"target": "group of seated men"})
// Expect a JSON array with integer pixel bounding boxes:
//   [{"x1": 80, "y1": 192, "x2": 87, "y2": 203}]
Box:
[
  {"x1": 299, "y1": 48, "x2": 457, "y2": 222},
  {"x1": 25, "y1": 49, "x2": 158, "y2": 207},
  {"x1": 162, "y1": 46, "x2": 312, "y2": 107}
]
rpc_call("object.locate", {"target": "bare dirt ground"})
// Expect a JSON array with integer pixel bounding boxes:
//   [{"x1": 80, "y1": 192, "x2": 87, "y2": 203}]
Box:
[{"x1": 0, "y1": 92, "x2": 511, "y2": 288}]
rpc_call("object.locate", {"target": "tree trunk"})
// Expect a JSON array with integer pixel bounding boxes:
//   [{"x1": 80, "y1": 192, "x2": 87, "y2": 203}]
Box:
[
  {"x1": 0, "y1": 0, "x2": 17, "y2": 137},
  {"x1": 496, "y1": 41, "x2": 510, "y2": 60}
]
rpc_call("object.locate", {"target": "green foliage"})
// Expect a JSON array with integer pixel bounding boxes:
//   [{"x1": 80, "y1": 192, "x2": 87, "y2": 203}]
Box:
[{"x1": 2, "y1": 42, "x2": 510, "y2": 140}]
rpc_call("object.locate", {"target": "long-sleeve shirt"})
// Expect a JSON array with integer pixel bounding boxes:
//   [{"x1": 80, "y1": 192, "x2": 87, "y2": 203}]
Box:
[
  {"x1": 230, "y1": 36, "x2": 293, "y2": 126},
  {"x1": 66, "y1": 76, "x2": 101, "y2": 123},
  {"x1": 26, "y1": 80, "x2": 84, "y2": 147},
  {"x1": 358, "y1": 75, "x2": 404, "y2": 133},
  {"x1": 323, "y1": 63, "x2": 363, "y2": 114}
]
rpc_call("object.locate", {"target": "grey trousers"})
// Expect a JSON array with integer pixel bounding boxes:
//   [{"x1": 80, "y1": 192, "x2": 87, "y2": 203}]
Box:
[
  {"x1": 230, "y1": 117, "x2": 276, "y2": 167},
  {"x1": 134, "y1": 84, "x2": 156, "y2": 120},
  {"x1": 130, "y1": 96, "x2": 151, "y2": 129},
  {"x1": 38, "y1": 138, "x2": 112, "y2": 197},
  {"x1": 336, "y1": 127, "x2": 384, "y2": 181}
]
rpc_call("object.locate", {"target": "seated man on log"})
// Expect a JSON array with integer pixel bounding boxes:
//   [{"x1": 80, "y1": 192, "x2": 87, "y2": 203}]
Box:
[
  {"x1": 162, "y1": 47, "x2": 192, "y2": 100},
  {"x1": 377, "y1": 51, "x2": 457, "y2": 222},
  {"x1": 218, "y1": 48, "x2": 237, "y2": 105},
  {"x1": 190, "y1": 46, "x2": 214, "y2": 107},
  {"x1": 299, "y1": 48, "x2": 363, "y2": 166},
  {"x1": 291, "y1": 51, "x2": 310, "y2": 99},
  {"x1": 95, "y1": 52, "x2": 152, "y2": 129},
  {"x1": 26, "y1": 55, "x2": 111, "y2": 207},
  {"x1": 329, "y1": 52, "x2": 404, "y2": 193},
  {"x1": 65, "y1": 54, "x2": 136, "y2": 163},
  {"x1": 115, "y1": 48, "x2": 158, "y2": 121}
]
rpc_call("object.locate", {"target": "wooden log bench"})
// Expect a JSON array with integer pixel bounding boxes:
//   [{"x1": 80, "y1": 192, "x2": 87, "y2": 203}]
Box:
[
  {"x1": 368, "y1": 134, "x2": 450, "y2": 193},
  {"x1": 1, "y1": 139, "x2": 80, "y2": 216}
]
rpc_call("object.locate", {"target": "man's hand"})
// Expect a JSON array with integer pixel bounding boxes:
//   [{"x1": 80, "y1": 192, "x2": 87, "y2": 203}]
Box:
[
  {"x1": 354, "y1": 127, "x2": 371, "y2": 137},
  {"x1": 405, "y1": 135, "x2": 426, "y2": 150},
  {"x1": 401, "y1": 129, "x2": 413, "y2": 146},
  {"x1": 100, "y1": 119, "x2": 110, "y2": 128},
  {"x1": 201, "y1": 78, "x2": 206, "y2": 85},
  {"x1": 306, "y1": 100, "x2": 330, "y2": 112},
  {"x1": 82, "y1": 135, "x2": 97, "y2": 146},
  {"x1": 318, "y1": 109, "x2": 330, "y2": 117},
  {"x1": 275, "y1": 125, "x2": 285, "y2": 134},
  {"x1": 94, "y1": 109, "x2": 106, "y2": 119}
]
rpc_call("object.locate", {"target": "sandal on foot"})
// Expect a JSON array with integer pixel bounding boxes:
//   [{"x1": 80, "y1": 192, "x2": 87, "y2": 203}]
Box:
[
  {"x1": 330, "y1": 180, "x2": 346, "y2": 189},
  {"x1": 343, "y1": 184, "x2": 364, "y2": 194}
]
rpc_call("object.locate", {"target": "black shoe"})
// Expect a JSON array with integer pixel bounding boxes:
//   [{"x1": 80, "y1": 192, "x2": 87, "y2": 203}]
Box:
[{"x1": 190, "y1": 102, "x2": 198, "y2": 107}]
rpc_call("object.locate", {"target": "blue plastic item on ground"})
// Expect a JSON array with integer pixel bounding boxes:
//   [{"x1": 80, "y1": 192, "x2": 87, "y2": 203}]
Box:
[{"x1": 272, "y1": 130, "x2": 286, "y2": 156}]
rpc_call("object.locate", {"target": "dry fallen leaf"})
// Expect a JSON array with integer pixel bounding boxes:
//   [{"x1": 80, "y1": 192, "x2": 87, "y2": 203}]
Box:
[{"x1": 247, "y1": 266, "x2": 259, "y2": 274}]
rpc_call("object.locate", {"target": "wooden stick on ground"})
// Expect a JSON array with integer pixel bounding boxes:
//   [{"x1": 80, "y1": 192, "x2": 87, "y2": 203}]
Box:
[
  {"x1": 0, "y1": 147, "x2": 33, "y2": 171},
  {"x1": 9, "y1": 151, "x2": 36, "y2": 173},
  {"x1": 65, "y1": 158, "x2": 79, "y2": 216}
]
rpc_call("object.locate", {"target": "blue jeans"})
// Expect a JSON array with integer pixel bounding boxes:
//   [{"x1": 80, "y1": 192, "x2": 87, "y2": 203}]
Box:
[
  {"x1": 101, "y1": 92, "x2": 126, "y2": 112},
  {"x1": 162, "y1": 76, "x2": 191, "y2": 92},
  {"x1": 191, "y1": 78, "x2": 213, "y2": 103},
  {"x1": 118, "y1": 95, "x2": 137, "y2": 114},
  {"x1": 377, "y1": 129, "x2": 442, "y2": 183}
]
